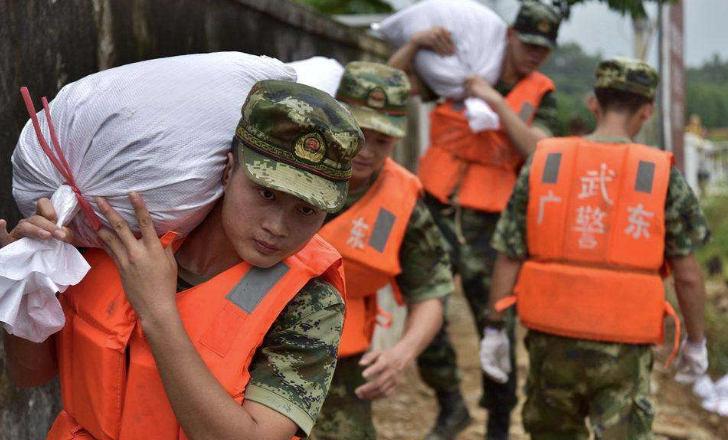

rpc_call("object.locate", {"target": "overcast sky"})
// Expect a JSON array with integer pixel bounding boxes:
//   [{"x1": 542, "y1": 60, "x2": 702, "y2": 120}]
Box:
[{"x1": 389, "y1": 0, "x2": 728, "y2": 67}]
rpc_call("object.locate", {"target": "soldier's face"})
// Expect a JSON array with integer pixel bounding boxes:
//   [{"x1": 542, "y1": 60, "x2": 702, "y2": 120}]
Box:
[
  {"x1": 508, "y1": 31, "x2": 552, "y2": 77},
  {"x1": 351, "y1": 128, "x2": 398, "y2": 188},
  {"x1": 221, "y1": 160, "x2": 327, "y2": 268}
]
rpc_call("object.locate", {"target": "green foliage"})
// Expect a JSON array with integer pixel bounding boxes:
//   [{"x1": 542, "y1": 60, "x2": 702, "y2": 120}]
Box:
[
  {"x1": 695, "y1": 196, "x2": 728, "y2": 271},
  {"x1": 548, "y1": 0, "x2": 677, "y2": 19},
  {"x1": 295, "y1": 0, "x2": 393, "y2": 14},
  {"x1": 540, "y1": 42, "x2": 599, "y2": 135},
  {"x1": 694, "y1": 196, "x2": 728, "y2": 376},
  {"x1": 686, "y1": 55, "x2": 728, "y2": 130}
]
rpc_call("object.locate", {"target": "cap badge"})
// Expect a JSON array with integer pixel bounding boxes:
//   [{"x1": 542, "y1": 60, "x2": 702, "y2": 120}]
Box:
[
  {"x1": 294, "y1": 132, "x2": 326, "y2": 163},
  {"x1": 367, "y1": 87, "x2": 387, "y2": 109},
  {"x1": 538, "y1": 19, "x2": 551, "y2": 34}
]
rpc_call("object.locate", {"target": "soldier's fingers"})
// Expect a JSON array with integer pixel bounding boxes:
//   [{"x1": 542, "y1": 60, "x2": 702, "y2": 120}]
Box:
[
  {"x1": 129, "y1": 193, "x2": 158, "y2": 247},
  {"x1": 93, "y1": 224, "x2": 129, "y2": 266},
  {"x1": 361, "y1": 357, "x2": 387, "y2": 380},
  {"x1": 354, "y1": 378, "x2": 383, "y2": 400},
  {"x1": 357, "y1": 372, "x2": 394, "y2": 400},
  {"x1": 59, "y1": 227, "x2": 75, "y2": 244},
  {"x1": 358, "y1": 350, "x2": 380, "y2": 367},
  {"x1": 35, "y1": 198, "x2": 58, "y2": 223},
  {"x1": 25, "y1": 215, "x2": 65, "y2": 239},
  {"x1": 96, "y1": 197, "x2": 138, "y2": 250},
  {"x1": 0, "y1": 220, "x2": 13, "y2": 247},
  {"x1": 436, "y1": 34, "x2": 455, "y2": 55},
  {"x1": 10, "y1": 219, "x2": 52, "y2": 240}
]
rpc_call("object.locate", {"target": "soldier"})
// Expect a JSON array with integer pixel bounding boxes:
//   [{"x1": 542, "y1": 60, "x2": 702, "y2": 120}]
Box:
[
  {"x1": 482, "y1": 57, "x2": 711, "y2": 439},
  {"x1": 2, "y1": 81, "x2": 363, "y2": 440},
  {"x1": 388, "y1": 2, "x2": 563, "y2": 439},
  {"x1": 310, "y1": 62, "x2": 454, "y2": 440}
]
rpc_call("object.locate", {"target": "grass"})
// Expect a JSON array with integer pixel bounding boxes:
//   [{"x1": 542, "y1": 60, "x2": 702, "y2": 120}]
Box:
[{"x1": 695, "y1": 195, "x2": 728, "y2": 377}]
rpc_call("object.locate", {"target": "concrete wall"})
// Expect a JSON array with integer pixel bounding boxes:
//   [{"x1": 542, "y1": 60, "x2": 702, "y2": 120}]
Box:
[{"x1": 0, "y1": 1, "x2": 390, "y2": 438}]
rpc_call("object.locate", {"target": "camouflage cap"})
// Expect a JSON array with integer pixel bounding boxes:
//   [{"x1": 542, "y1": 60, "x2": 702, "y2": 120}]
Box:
[
  {"x1": 513, "y1": 1, "x2": 562, "y2": 49},
  {"x1": 236, "y1": 80, "x2": 364, "y2": 213},
  {"x1": 595, "y1": 57, "x2": 659, "y2": 100},
  {"x1": 335, "y1": 61, "x2": 410, "y2": 138}
]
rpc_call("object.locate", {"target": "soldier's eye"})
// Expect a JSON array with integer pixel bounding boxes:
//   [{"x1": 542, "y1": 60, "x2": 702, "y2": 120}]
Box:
[
  {"x1": 299, "y1": 206, "x2": 316, "y2": 216},
  {"x1": 258, "y1": 188, "x2": 275, "y2": 201}
]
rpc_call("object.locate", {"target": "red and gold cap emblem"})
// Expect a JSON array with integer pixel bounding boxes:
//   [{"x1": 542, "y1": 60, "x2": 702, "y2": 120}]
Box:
[
  {"x1": 294, "y1": 132, "x2": 326, "y2": 163},
  {"x1": 537, "y1": 19, "x2": 551, "y2": 34},
  {"x1": 366, "y1": 87, "x2": 387, "y2": 109}
]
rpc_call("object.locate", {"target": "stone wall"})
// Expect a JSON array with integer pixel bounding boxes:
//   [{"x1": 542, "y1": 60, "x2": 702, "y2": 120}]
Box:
[{"x1": 0, "y1": 1, "x2": 389, "y2": 438}]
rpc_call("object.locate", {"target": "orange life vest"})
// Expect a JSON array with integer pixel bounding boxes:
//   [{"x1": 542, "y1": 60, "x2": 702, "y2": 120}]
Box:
[
  {"x1": 47, "y1": 234, "x2": 345, "y2": 440},
  {"x1": 496, "y1": 137, "x2": 680, "y2": 353},
  {"x1": 418, "y1": 72, "x2": 554, "y2": 212},
  {"x1": 319, "y1": 158, "x2": 422, "y2": 358}
]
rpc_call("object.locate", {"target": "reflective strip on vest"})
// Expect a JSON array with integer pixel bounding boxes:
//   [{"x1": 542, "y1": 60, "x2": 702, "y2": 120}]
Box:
[
  {"x1": 635, "y1": 161, "x2": 656, "y2": 193},
  {"x1": 369, "y1": 208, "x2": 396, "y2": 253},
  {"x1": 541, "y1": 152, "x2": 562, "y2": 184},
  {"x1": 519, "y1": 102, "x2": 535, "y2": 122},
  {"x1": 226, "y1": 262, "x2": 290, "y2": 313}
]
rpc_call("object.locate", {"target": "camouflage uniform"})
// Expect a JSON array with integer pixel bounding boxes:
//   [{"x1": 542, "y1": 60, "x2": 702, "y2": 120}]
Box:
[
  {"x1": 491, "y1": 58, "x2": 711, "y2": 440},
  {"x1": 178, "y1": 80, "x2": 363, "y2": 438},
  {"x1": 417, "y1": 3, "x2": 563, "y2": 428},
  {"x1": 178, "y1": 277, "x2": 345, "y2": 437},
  {"x1": 310, "y1": 62, "x2": 455, "y2": 440}
]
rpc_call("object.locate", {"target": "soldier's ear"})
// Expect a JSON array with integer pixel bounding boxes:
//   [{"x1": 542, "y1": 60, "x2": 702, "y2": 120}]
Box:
[
  {"x1": 586, "y1": 93, "x2": 600, "y2": 118},
  {"x1": 638, "y1": 102, "x2": 655, "y2": 122},
  {"x1": 222, "y1": 152, "x2": 235, "y2": 188}
]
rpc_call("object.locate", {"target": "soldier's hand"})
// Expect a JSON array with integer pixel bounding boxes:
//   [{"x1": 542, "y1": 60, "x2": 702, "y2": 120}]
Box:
[
  {"x1": 675, "y1": 337, "x2": 709, "y2": 384},
  {"x1": 411, "y1": 26, "x2": 456, "y2": 57},
  {"x1": 465, "y1": 76, "x2": 503, "y2": 107},
  {"x1": 479, "y1": 328, "x2": 511, "y2": 384},
  {"x1": 93, "y1": 193, "x2": 178, "y2": 325},
  {"x1": 354, "y1": 349, "x2": 409, "y2": 400},
  {"x1": 0, "y1": 198, "x2": 74, "y2": 248}
]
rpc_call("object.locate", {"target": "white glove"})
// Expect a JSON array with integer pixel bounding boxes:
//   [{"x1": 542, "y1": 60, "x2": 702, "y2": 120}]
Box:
[
  {"x1": 479, "y1": 327, "x2": 511, "y2": 384},
  {"x1": 675, "y1": 338, "x2": 709, "y2": 384}
]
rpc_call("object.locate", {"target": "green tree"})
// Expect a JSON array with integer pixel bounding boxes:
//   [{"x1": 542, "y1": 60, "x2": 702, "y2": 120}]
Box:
[
  {"x1": 549, "y1": 0, "x2": 677, "y2": 20},
  {"x1": 540, "y1": 42, "x2": 601, "y2": 135},
  {"x1": 686, "y1": 54, "x2": 728, "y2": 131},
  {"x1": 295, "y1": 0, "x2": 393, "y2": 14}
]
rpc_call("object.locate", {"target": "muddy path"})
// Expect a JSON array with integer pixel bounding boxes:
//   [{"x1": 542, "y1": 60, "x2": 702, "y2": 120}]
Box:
[{"x1": 371, "y1": 286, "x2": 727, "y2": 440}]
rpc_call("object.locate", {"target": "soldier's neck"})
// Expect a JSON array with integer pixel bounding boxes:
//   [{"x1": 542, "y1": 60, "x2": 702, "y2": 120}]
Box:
[
  {"x1": 591, "y1": 112, "x2": 640, "y2": 141},
  {"x1": 500, "y1": 50, "x2": 525, "y2": 85},
  {"x1": 175, "y1": 200, "x2": 241, "y2": 280}
]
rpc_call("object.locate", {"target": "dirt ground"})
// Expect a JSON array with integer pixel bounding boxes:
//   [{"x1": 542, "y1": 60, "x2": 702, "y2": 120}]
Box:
[{"x1": 371, "y1": 286, "x2": 728, "y2": 440}]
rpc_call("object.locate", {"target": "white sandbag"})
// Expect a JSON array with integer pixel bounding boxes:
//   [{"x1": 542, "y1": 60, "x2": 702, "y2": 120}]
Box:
[
  {"x1": 4, "y1": 52, "x2": 296, "y2": 342},
  {"x1": 288, "y1": 57, "x2": 345, "y2": 97},
  {"x1": 14, "y1": 52, "x2": 295, "y2": 247},
  {"x1": 373, "y1": 0, "x2": 507, "y2": 100}
]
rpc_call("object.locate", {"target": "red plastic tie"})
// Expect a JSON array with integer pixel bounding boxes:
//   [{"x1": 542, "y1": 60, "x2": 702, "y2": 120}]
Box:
[{"x1": 20, "y1": 87, "x2": 102, "y2": 230}]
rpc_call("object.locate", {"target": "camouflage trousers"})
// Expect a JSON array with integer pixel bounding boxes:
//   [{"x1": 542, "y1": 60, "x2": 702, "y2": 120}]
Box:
[
  {"x1": 523, "y1": 331, "x2": 655, "y2": 440},
  {"x1": 310, "y1": 354, "x2": 376, "y2": 440},
  {"x1": 416, "y1": 194, "x2": 518, "y2": 412}
]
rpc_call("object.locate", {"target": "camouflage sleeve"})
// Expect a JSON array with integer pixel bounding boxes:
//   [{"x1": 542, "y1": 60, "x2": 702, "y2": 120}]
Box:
[
  {"x1": 491, "y1": 156, "x2": 533, "y2": 259},
  {"x1": 531, "y1": 91, "x2": 558, "y2": 136},
  {"x1": 245, "y1": 278, "x2": 344, "y2": 437},
  {"x1": 664, "y1": 167, "x2": 711, "y2": 257},
  {"x1": 395, "y1": 198, "x2": 455, "y2": 303}
]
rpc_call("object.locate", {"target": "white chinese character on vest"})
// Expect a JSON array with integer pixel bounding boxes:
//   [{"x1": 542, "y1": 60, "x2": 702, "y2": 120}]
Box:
[
  {"x1": 578, "y1": 163, "x2": 616, "y2": 205},
  {"x1": 625, "y1": 203, "x2": 654, "y2": 239},
  {"x1": 573, "y1": 205, "x2": 606, "y2": 249},
  {"x1": 347, "y1": 216, "x2": 370, "y2": 249}
]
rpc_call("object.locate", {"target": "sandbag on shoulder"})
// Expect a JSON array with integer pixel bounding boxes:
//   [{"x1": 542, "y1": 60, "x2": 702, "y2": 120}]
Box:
[{"x1": 3, "y1": 52, "x2": 296, "y2": 342}]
